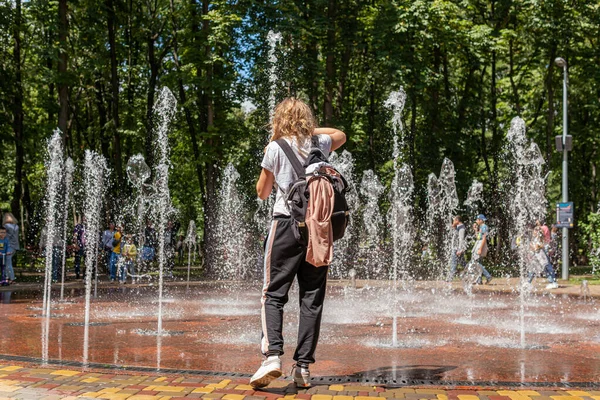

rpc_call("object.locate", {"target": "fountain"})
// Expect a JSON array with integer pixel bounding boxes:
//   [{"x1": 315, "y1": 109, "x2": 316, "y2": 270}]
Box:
[
  {"x1": 82, "y1": 150, "x2": 108, "y2": 366},
  {"x1": 505, "y1": 117, "x2": 547, "y2": 348},
  {"x1": 464, "y1": 179, "x2": 484, "y2": 209},
  {"x1": 254, "y1": 30, "x2": 282, "y2": 239},
  {"x1": 359, "y1": 170, "x2": 385, "y2": 279},
  {"x1": 425, "y1": 173, "x2": 441, "y2": 274},
  {"x1": 126, "y1": 154, "x2": 152, "y2": 280},
  {"x1": 152, "y1": 88, "x2": 177, "y2": 360},
  {"x1": 59, "y1": 157, "x2": 74, "y2": 301},
  {"x1": 40, "y1": 130, "x2": 64, "y2": 364},
  {"x1": 267, "y1": 30, "x2": 283, "y2": 129},
  {"x1": 384, "y1": 89, "x2": 414, "y2": 346},
  {"x1": 439, "y1": 159, "x2": 460, "y2": 278},
  {"x1": 1, "y1": 120, "x2": 598, "y2": 384},
  {"x1": 425, "y1": 159, "x2": 459, "y2": 279},
  {"x1": 212, "y1": 163, "x2": 253, "y2": 280},
  {"x1": 185, "y1": 220, "x2": 197, "y2": 286},
  {"x1": 42, "y1": 130, "x2": 64, "y2": 321},
  {"x1": 329, "y1": 150, "x2": 360, "y2": 279},
  {"x1": 2, "y1": 32, "x2": 600, "y2": 386},
  {"x1": 464, "y1": 178, "x2": 484, "y2": 222}
]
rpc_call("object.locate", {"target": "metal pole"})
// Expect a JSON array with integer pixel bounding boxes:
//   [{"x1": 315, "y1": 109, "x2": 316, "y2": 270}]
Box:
[{"x1": 561, "y1": 65, "x2": 569, "y2": 281}]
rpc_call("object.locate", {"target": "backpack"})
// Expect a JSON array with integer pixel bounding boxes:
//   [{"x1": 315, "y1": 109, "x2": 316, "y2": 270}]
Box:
[{"x1": 276, "y1": 136, "x2": 350, "y2": 246}]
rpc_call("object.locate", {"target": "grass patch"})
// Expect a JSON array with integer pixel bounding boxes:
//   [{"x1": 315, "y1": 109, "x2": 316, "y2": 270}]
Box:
[{"x1": 568, "y1": 276, "x2": 600, "y2": 285}]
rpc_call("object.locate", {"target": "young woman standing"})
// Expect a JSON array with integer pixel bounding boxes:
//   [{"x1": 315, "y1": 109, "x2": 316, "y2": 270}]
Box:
[{"x1": 250, "y1": 98, "x2": 346, "y2": 388}]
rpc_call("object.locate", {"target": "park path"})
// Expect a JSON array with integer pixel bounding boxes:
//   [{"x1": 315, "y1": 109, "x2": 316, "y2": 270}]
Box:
[{"x1": 0, "y1": 364, "x2": 597, "y2": 400}]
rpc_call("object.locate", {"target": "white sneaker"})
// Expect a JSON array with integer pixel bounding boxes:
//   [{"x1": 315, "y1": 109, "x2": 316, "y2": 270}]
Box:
[
  {"x1": 249, "y1": 355, "x2": 282, "y2": 388},
  {"x1": 291, "y1": 364, "x2": 311, "y2": 388},
  {"x1": 545, "y1": 282, "x2": 559, "y2": 289}
]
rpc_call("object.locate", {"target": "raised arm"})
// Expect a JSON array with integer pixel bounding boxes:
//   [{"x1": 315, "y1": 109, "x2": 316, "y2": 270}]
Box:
[{"x1": 314, "y1": 127, "x2": 346, "y2": 151}]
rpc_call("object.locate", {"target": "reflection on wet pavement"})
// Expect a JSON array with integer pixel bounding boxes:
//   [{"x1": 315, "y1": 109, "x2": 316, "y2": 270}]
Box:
[{"x1": 0, "y1": 282, "x2": 598, "y2": 384}]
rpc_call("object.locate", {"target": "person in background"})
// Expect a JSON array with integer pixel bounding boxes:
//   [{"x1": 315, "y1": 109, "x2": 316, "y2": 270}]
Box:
[
  {"x1": 176, "y1": 234, "x2": 184, "y2": 265},
  {"x1": 473, "y1": 214, "x2": 493, "y2": 285},
  {"x1": 528, "y1": 226, "x2": 559, "y2": 289},
  {"x1": 0, "y1": 227, "x2": 13, "y2": 285},
  {"x1": 121, "y1": 234, "x2": 137, "y2": 284},
  {"x1": 38, "y1": 226, "x2": 48, "y2": 256},
  {"x1": 548, "y1": 225, "x2": 560, "y2": 276},
  {"x1": 3, "y1": 213, "x2": 20, "y2": 284},
  {"x1": 536, "y1": 219, "x2": 551, "y2": 245},
  {"x1": 51, "y1": 226, "x2": 63, "y2": 282},
  {"x1": 141, "y1": 221, "x2": 156, "y2": 272},
  {"x1": 73, "y1": 216, "x2": 86, "y2": 280},
  {"x1": 109, "y1": 225, "x2": 123, "y2": 282},
  {"x1": 101, "y1": 222, "x2": 115, "y2": 274},
  {"x1": 447, "y1": 216, "x2": 467, "y2": 282}
]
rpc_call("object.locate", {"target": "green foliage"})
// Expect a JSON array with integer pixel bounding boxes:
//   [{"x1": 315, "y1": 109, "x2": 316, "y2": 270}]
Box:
[
  {"x1": 580, "y1": 212, "x2": 600, "y2": 275},
  {"x1": 0, "y1": 0, "x2": 598, "y2": 266}
]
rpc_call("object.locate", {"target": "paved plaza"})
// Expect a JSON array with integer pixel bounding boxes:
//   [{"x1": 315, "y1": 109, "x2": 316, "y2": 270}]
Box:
[
  {"x1": 0, "y1": 363, "x2": 598, "y2": 400},
  {"x1": 0, "y1": 278, "x2": 598, "y2": 397}
]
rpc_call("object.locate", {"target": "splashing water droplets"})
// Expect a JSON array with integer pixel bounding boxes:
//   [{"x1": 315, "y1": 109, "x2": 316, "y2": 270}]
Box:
[
  {"x1": 330, "y1": 150, "x2": 360, "y2": 279},
  {"x1": 267, "y1": 30, "x2": 283, "y2": 127},
  {"x1": 212, "y1": 164, "x2": 254, "y2": 280},
  {"x1": 505, "y1": 116, "x2": 547, "y2": 348},
  {"x1": 82, "y1": 150, "x2": 108, "y2": 366}
]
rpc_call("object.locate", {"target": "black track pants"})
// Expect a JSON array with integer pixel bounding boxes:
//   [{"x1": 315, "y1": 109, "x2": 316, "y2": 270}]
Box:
[{"x1": 260, "y1": 216, "x2": 328, "y2": 365}]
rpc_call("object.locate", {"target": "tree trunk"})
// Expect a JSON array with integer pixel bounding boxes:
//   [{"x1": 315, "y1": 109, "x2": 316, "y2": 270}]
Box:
[
  {"x1": 304, "y1": 0, "x2": 319, "y2": 115},
  {"x1": 57, "y1": 0, "x2": 69, "y2": 137},
  {"x1": 509, "y1": 38, "x2": 521, "y2": 115},
  {"x1": 409, "y1": 90, "x2": 417, "y2": 176},
  {"x1": 203, "y1": 0, "x2": 213, "y2": 128},
  {"x1": 428, "y1": 45, "x2": 441, "y2": 137},
  {"x1": 368, "y1": 81, "x2": 376, "y2": 171},
  {"x1": 545, "y1": 46, "x2": 557, "y2": 166},
  {"x1": 337, "y1": 2, "x2": 356, "y2": 121},
  {"x1": 170, "y1": 0, "x2": 205, "y2": 198},
  {"x1": 94, "y1": 79, "x2": 111, "y2": 160},
  {"x1": 201, "y1": 0, "x2": 218, "y2": 275},
  {"x1": 145, "y1": 36, "x2": 158, "y2": 170},
  {"x1": 22, "y1": 178, "x2": 34, "y2": 246},
  {"x1": 457, "y1": 63, "x2": 476, "y2": 130},
  {"x1": 591, "y1": 148, "x2": 597, "y2": 212},
  {"x1": 47, "y1": 30, "x2": 55, "y2": 125},
  {"x1": 107, "y1": 0, "x2": 123, "y2": 185},
  {"x1": 442, "y1": 48, "x2": 450, "y2": 100},
  {"x1": 479, "y1": 67, "x2": 492, "y2": 178},
  {"x1": 323, "y1": 0, "x2": 336, "y2": 125},
  {"x1": 11, "y1": 0, "x2": 24, "y2": 232},
  {"x1": 490, "y1": 50, "x2": 497, "y2": 171},
  {"x1": 126, "y1": 0, "x2": 134, "y2": 124},
  {"x1": 124, "y1": 0, "x2": 136, "y2": 159}
]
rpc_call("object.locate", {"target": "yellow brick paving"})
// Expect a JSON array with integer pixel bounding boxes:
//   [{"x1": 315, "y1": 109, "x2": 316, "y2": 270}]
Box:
[{"x1": 0, "y1": 364, "x2": 594, "y2": 399}]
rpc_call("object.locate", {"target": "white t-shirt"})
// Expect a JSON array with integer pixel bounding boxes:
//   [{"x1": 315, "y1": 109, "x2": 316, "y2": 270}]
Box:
[{"x1": 261, "y1": 134, "x2": 332, "y2": 216}]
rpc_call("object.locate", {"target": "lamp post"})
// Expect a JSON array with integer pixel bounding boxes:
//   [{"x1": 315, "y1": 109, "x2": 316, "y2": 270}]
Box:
[{"x1": 555, "y1": 57, "x2": 569, "y2": 280}]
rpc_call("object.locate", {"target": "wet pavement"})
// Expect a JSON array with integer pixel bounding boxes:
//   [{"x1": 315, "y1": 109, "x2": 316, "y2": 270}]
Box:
[{"x1": 0, "y1": 279, "x2": 598, "y2": 388}]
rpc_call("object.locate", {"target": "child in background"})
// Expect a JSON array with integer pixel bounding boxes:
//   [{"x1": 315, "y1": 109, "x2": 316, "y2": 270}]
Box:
[
  {"x1": 110, "y1": 225, "x2": 123, "y2": 282},
  {"x1": 0, "y1": 227, "x2": 13, "y2": 286},
  {"x1": 122, "y1": 234, "x2": 137, "y2": 284}
]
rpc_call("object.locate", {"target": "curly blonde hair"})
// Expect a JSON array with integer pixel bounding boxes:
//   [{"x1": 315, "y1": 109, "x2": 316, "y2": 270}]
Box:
[{"x1": 270, "y1": 98, "x2": 316, "y2": 144}]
